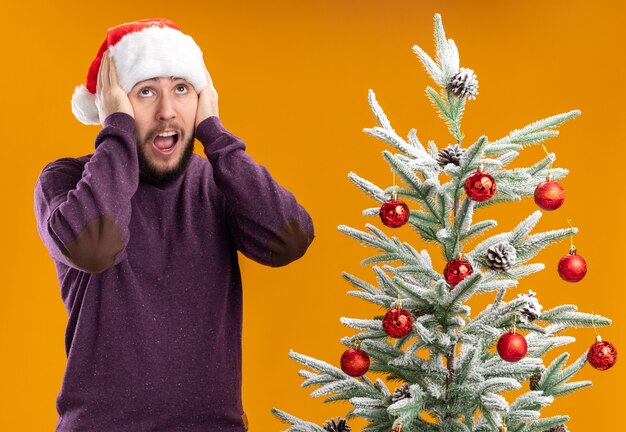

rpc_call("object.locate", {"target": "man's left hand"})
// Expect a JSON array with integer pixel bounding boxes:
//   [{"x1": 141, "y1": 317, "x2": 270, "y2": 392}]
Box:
[{"x1": 195, "y1": 65, "x2": 219, "y2": 127}]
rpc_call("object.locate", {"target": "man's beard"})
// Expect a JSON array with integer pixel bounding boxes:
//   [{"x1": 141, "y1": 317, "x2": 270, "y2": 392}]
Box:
[{"x1": 137, "y1": 133, "x2": 195, "y2": 185}]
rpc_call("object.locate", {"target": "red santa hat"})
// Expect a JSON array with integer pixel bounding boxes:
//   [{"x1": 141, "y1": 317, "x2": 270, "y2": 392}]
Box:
[{"x1": 71, "y1": 18, "x2": 208, "y2": 125}]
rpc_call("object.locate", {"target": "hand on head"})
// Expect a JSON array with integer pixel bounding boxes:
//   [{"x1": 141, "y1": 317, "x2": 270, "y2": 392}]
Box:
[
  {"x1": 95, "y1": 51, "x2": 135, "y2": 124},
  {"x1": 194, "y1": 65, "x2": 219, "y2": 128}
]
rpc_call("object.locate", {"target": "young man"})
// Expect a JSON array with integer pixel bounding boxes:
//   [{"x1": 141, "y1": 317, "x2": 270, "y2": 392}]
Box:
[{"x1": 34, "y1": 18, "x2": 314, "y2": 432}]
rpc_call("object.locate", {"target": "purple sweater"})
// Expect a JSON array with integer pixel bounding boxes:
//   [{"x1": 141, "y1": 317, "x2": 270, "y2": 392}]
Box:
[{"x1": 34, "y1": 113, "x2": 314, "y2": 431}]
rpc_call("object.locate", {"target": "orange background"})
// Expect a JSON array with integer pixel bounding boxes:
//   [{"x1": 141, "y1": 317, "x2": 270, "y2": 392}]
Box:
[{"x1": 1, "y1": 0, "x2": 624, "y2": 430}]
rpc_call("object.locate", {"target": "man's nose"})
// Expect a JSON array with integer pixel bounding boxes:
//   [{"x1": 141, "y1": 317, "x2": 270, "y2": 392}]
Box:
[{"x1": 156, "y1": 94, "x2": 176, "y2": 121}]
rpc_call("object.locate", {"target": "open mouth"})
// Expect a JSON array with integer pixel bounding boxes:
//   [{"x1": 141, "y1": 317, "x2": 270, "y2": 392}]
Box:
[{"x1": 152, "y1": 131, "x2": 179, "y2": 156}]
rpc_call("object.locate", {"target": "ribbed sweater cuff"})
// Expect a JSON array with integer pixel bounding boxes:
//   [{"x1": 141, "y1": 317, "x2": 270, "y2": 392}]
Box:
[
  {"x1": 195, "y1": 116, "x2": 227, "y2": 146},
  {"x1": 103, "y1": 112, "x2": 136, "y2": 133}
]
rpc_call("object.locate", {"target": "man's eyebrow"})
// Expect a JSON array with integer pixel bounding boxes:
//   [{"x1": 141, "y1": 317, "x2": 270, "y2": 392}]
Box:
[
  {"x1": 136, "y1": 77, "x2": 189, "y2": 85},
  {"x1": 134, "y1": 78, "x2": 154, "y2": 85}
]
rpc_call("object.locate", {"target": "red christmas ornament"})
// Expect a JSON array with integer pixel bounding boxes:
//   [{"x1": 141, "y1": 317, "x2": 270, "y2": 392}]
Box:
[
  {"x1": 340, "y1": 346, "x2": 370, "y2": 377},
  {"x1": 558, "y1": 246, "x2": 587, "y2": 283},
  {"x1": 587, "y1": 335, "x2": 618, "y2": 371},
  {"x1": 379, "y1": 195, "x2": 410, "y2": 228},
  {"x1": 383, "y1": 307, "x2": 414, "y2": 338},
  {"x1": 534, "y1": 174, "x2": 565, "y2": 211},
  {"x1": 464, "y1": 164, "x2": 496, "y2": 202},
  {"x1": 443, "y1": 257, "x2": 474, "y2": 287},
  {"x1": 497, "y1": 330, "x2": 528, "y2": 362}
]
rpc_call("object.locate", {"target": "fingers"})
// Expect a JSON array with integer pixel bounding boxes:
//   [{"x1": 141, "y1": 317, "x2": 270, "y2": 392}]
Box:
[
  {"x1": 98, "y1": 51, "x2": 122, "y2": 91},
  {"x1": 97, "y1": 51, "x2": 110, "y2": 94},
  {"x1": 96, "y1": 51, "x2": 111, "y2": 124},
  {"x1": 109, "y1": 54, "x2": 120, "y2": 87},
  {"x1": 102, "y1": 51, "x2": 110, "y2": 88},
  {"x1": 95, "y1": 49, "x2": 135, "y2": 122}
]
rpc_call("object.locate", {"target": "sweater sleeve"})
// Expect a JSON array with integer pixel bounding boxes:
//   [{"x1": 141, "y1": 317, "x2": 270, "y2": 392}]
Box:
[
  {"x1": 196, "y1": 116, "x2": 315, "y2": 267},
  {"x1": 34, "y1": 112, "x2": 140, "y2": 273}
]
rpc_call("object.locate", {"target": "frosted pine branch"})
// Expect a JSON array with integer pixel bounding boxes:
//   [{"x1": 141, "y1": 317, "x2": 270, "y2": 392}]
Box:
[
  {"x1": 461, "y1": 219, "x2": 498, "y2": 243},
  {"x1": 538, "y1": 306, "x2": 612, "y2": 328},
  {"x1": 386, "y1": 384, "x2": 424, "y2": 429},
  {"x1": 433, "y1": 13, "x2": 458, "y2": 83},
  {"x1": 270, "y1": 408, "x2": 327, "y2": 432},
  {"x1": 512, "y1": 110, "x2": 580, "y2": 138},
  {"x1": 490, "y1": 110, "x2": 581, "y2": 150},
  {"x1": 337, "y1": 224, "x2": 390, "y2": 251},
  {"x1": 407, "y1": 129, "x2": 430, "y2": 159},
  {"x1": 484, "y1": 143, "x2": 523, "y2": 156},
  {"x1": 443, "y1": 273, "x2": 483, "y2": 311},
  {"x1": 340, "y1": 317, "x2": 383, "y2": 332},
  {"x1": 341, "y1": 271, "x2": 379, "y2": 296},
  {"x1": 412, "y1": 44, "x2": 445, "y2": 86},
  {"x1": 450, "y1": 136, "x2": 489, "y2": 206},
  {"x1": 367, "y1": 88, "x2": 393, "y2": 130},
  {"x1": 521, "y1": 415, "x2": 570, "y2": 432},
  {"x1": 381, "y1": 150, "x2": 437, "y2": 199},
  {"x1": 347, "y1": 171, "x2": 386, "y2": 203},
  {"x1": 425, "y1": 86, "x2": 464, "y2": 141},
  {"x1": 516, "y1": 227, "x2": 577, "y2": 263},
  {"x1": 288, "y1": 351, "x2": 349, "y2": 380},
  {"x1": 364, "y1": 126, "x2": 421, "y2": 158}
]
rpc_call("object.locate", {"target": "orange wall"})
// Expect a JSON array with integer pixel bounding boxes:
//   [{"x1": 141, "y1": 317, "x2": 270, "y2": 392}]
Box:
[{"x1": 1, "y1": 0, "x2": 623, "y2": 430}]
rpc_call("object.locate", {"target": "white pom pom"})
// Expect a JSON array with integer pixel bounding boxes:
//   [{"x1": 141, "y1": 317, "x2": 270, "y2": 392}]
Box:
[{"x1": 71, "y1": 85, "x2": 100, "y2": 125}]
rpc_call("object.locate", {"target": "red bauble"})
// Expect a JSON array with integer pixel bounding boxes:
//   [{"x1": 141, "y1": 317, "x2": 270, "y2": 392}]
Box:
[
  {"x1": 587, "y1": 336, "x2": 618, "y2": 371},
  {"x1": 558, "y1": 248, "x2": 587, "y2": 282},
  {"x1": 443, "y1": 258, "x2": 474, "y2": 287},
  {"x1": 534, "y1": 178, "x2": 565, "y2": 211},
  {"x1": 340, "y1": 347, "x2": 370, "y2": 377},
  {"x1": 497, "y1": 331, "x2": 528, "y2": 362},
  {"x1": 383, "y1": 308, "x2": 414, "y2": 338},
  {"x1": 379, "y1": 199, "x2": 410, "y2": 228},
  {"x1": 464, "y1": 170, "x2": 496, "y2": 202}
]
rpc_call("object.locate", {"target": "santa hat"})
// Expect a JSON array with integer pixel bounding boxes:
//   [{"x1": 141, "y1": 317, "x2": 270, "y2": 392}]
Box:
[{"x1": 71, "y1": 18, "x2": 208, "y2": 125}]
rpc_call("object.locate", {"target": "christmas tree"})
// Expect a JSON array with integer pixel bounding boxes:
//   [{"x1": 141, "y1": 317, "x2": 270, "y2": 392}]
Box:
[{"x1": 272, "y1": 14, "x2": 616, "y2": 432}]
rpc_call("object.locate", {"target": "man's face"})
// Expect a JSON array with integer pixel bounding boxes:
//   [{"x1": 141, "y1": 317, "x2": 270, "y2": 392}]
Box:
[{"x1": 128, "y1": 77, "x2": 198, "y2": 184}]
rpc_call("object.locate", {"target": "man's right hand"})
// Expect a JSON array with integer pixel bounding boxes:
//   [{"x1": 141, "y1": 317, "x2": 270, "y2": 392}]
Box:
[{"x1": 95, "y1": 50, "x2": 134, "y2": 124}]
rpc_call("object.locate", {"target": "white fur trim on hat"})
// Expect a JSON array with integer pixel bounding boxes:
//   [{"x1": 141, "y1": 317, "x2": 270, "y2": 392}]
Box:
[
  {"x1": 71, "y1": 85, "x2": 100, "y2": 125},
  {"x1": 110, "y1": 26, "x2": 207, "y2": 95}
]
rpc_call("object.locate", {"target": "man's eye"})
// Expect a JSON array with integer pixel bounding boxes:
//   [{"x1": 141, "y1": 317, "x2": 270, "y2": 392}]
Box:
[
  {"x1": 139, "y1": 88, "x2": 153, "y2": 97},
  {"x1": 176, "y1": 85, "x2": 188, "y2": 93}
]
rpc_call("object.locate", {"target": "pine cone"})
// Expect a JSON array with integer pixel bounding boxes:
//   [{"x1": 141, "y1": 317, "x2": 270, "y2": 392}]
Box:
[
  {"x1": 529, "y1": 372, "x2": 541, "y2": 391},
  {"x1": 322, "y1": 417, "x2": 351, "y2": 432},
  {"x1": 437, "y1": 144, "x2": 465, "y2": 168},
  {"x1": 446, "y1": 67, "x2": 479, "y2": 100},
  {"x1": 486, "y1": 242, "x2": 517, "y2": 272},
  {"x1": 391, "y1": 383, "x2": 411, "y2": 403},
  {"x1": 517, "y1": 290, "x2": 543, "y2": 324},
  {"x1": 544, "y1": 425, "x2": 568, "y2": 432}
]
